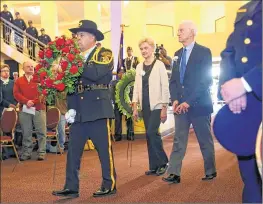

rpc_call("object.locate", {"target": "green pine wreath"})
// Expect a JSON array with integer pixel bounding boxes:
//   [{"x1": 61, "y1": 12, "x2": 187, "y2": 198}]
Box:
[{"x1": 115, "y1": 69, "x2": 137, "y2": 119}]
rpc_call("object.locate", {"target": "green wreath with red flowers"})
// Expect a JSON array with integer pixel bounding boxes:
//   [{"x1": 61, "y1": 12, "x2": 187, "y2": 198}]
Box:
[{"x1": 33, "y1": 35, "x2": 84, "y2": 104}]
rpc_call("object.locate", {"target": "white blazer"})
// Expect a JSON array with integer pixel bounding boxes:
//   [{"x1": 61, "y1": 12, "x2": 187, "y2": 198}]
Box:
[{"x1": 132, "y1": 60, "x2": 169, "y2": 111}]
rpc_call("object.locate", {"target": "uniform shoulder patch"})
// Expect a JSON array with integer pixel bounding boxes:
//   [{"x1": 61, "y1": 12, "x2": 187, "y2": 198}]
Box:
[{"x1": 99, "y1": 47, "x2": 113, "y2": 64}]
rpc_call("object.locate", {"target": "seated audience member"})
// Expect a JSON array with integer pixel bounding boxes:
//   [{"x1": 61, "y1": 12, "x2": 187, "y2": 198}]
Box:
[
  {"x1": 13, "y1": 61, "x2": 47, "y2": 161},
  {"x1": 0, "y1": 64, "x2": 17, "y2": 159}
]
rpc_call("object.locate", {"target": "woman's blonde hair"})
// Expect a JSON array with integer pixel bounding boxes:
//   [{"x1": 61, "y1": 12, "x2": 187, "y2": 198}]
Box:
[{"x1": 138, "y1": 37, "x2": 156, "y2": 49}]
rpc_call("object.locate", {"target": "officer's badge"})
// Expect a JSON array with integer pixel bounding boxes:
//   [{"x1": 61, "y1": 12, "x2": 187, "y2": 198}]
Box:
[{"x1": 79, "y1": 21, "x2": 83, "y2": 27}]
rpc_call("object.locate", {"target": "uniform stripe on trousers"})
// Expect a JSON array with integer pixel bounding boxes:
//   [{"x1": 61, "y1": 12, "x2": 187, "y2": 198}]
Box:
[{"x1": 107, "y1": 119, "x2": 115, "y2": 190}]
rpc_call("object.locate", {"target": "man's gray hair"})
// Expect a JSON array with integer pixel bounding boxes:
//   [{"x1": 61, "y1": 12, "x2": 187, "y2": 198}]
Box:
[{"x1": 180, "y1": 20, "x2": 198, "y2": 36}]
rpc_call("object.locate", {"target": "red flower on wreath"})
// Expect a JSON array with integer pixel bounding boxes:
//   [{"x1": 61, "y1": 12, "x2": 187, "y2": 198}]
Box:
[
  {"x1": 56, "y1": 38, "x2": 65, "y2": 47},
  {"x1": 45, "y1": 49, "x2": 53, "y2": 58},
  {"x1": 69, "y1": 65, "x2": 78, "y2": 74},
  {"x1": 45, "y1": 78, "x2": 54, "y2": 88},
  {"x1": 55, "y1": 83, "x2": 66, "y2": 91},
  {"x1": 67, "y1": 53, "x2": 75, "y2": 62},
  {"x1": 40, "y1": 71, "x2": 47, "y2": 79},
  {"x1": 42, "y1": 89, "x2": 48, "y2": 96},
  {"x1": 60, "y1": 61, "x2": 68, "y2": 71},
  {"x1": 61, "y1": 46, "x2": 70, "y2": 54},
  {"x1": 56, "y1": 72, "x2": 65, "y2": 80},
  {"x1": 38, "y1": 50, "x2": 44, "y2": 59}
]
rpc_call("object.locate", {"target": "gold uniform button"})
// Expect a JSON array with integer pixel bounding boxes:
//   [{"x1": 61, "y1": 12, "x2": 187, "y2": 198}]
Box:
[
  {"x1": 246, "y1": 20, "x2": 253, "y2": 26},
  {"x1": 244, "y1": 38, "x2": 251, "y2": 44},
  {"x1": 81, "y1": 97, "x2": 84, "y2": 99},
  {"x1": 97, "y1": 97, "x2": 100, "y2": 100},
  {"x1": 182, "y1": 86, "x2": 184, "y2": 88},
  {"x1": 241, "y1": 57, "x2": 248, "y2": 63}
]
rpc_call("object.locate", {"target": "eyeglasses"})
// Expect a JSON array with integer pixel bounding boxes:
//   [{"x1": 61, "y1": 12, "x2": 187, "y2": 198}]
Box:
[{"x1": 1, "y1": 70, "x2": 10, "y2": 73}]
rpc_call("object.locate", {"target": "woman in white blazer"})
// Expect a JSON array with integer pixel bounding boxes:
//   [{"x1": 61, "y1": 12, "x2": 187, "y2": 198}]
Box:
[{"x1": 132, "y1": 37, "x2": 169, "y2": 176}]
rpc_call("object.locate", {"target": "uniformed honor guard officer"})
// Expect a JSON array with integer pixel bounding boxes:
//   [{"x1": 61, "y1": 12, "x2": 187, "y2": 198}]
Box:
[
  {"x1": 25, "y1": 20, "x2": 38, "y2": 60},
  {"x1": 38, "y1": 28, "x2": 51, "y2": 51},
  {"x1": 52, "y1": 20, "x2": 117, "y2": 198},
  {"x1": 215, "y1": 1, "x2": 262, "y2": 203},
  {"x1": 12, "y1": 12, "x2": 27, "y2": 53},
  {"x1": 0, "y1": 4, "x2": 13, "y2": 45}
]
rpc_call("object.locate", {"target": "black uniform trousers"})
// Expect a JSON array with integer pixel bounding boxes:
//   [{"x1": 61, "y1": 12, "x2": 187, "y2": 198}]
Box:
[
  {"x1": 114, "y1": 103, "x2": 122, "y2": 138},
  {"x1": 142, "y1": 105, "x2": 168, "y2": 170},
  {"x1": 64, "y1": 119, "x2": 116, "y2": 192}
]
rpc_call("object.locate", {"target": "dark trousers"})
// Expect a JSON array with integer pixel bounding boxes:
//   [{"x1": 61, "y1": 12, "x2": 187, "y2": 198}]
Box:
[
  {"x1": 238, "y1": 157, "x2": 262, "y2": 203},
  {"x1": 114, "y1": 103, "x2": 122, "y2": 138},
  {"x1": 27, "y1": 39, "x2": 36, "y2": 60},
  {"x1": 64, "y1": 119, "x2": 116, "y2": 191},
  {"x1": 14, "y1": 32, "x2": 23, "y2": 53},
  {"x1": 2, "y1": 24, "x2": 11, "y2": 45},
  {"x1": 167, "y1": 113, "x2": 216, "y2": 176},
  {"x1": 142, "y1": 107, "x2": 168, "y2": 170}
]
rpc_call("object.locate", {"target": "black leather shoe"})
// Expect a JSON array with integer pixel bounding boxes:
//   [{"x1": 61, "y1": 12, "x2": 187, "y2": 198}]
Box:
[
  {"x1": 162, "y1": 174, "x2": 181, "y2": 184},
  {"x1": 93, "y1": 187, "x2": 117, "y2": 197},
  {"x1": 145, "y1": 170, "x2": 157, "y2": 175},
  {"x1": 156, "y1": 164, "x2": 168, "y2": 176},
  {"x1": 52, "y1": 189, "x2": 79, "y2": 198},
  {"x1": 202, "y1": 172, "x2": 217, "y2": 181},
  {"x1": 114, "y1": 136, "x2": 122, "y2": 141}
]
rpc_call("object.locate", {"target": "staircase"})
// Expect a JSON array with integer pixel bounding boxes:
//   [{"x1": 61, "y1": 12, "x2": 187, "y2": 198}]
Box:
[{"x1": 1, "y1": 17, "x2": 46, "y2": 66}]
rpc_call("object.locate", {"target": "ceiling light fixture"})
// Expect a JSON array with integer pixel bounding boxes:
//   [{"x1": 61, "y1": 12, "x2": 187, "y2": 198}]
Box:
[{"x1": 29, "y1": 6, "x2": 40, "y2": 15}]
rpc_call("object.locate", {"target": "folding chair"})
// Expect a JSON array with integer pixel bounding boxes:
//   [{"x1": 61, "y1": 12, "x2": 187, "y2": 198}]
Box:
[
  {"x1": 0, "y1": 108, "x2": 20, "y2": 163},
  {"x1": 46, "y1": 107, "x2": 62, "y2": 154}
]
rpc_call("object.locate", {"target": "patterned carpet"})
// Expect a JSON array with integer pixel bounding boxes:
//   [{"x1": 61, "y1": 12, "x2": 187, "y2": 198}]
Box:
[{"x1": 1, "y1": 132, "x2": 242, "y2": 203}]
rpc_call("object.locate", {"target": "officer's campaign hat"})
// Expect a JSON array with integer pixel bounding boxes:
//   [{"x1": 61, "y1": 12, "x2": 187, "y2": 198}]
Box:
[
  {"x1": 15, "y1": 12, "x2": 20, "y2": 15},
  {"x1": 40, "y1": 28, "x2": 45, "y2": 32},
  {"x1": 69, "y1": 20, "x2": 104, "y2": 41},
  {"x1": 213, "y1": 94, "x2": 262, "y2": 156},
  {"x1": 28, "y1": 20, "x2": 32, "y2": 24},
  {"x1": 3, "y1": 4, "x2": 7, "y2": 8}
]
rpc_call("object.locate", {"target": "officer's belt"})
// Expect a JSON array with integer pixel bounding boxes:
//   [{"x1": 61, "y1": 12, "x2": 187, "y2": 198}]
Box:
[{"x1": 77, "y1": 84, "x2": 109, "y2": 93}]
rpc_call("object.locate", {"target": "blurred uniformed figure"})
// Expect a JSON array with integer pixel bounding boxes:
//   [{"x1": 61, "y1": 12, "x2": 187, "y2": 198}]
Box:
[
  {"x1": 123, "y1": 46, "x2": 139, "y2": 72},
  {"x1": 38, "y1": 28, "x2": 51, "y2": 51},
  {"x1": 215, "y1": 1, "x2": 262, "y2": 203},
  {"x1": 0, "y1": 4, "x2": 13, "y2": 44},
  {"x1": 52, "y1": 20, "x2": 116, "y2": 198},
  {"x1": 25, "y1": 20, "x2": 38, "y2": 60},
  {"x1": 12, "y1": 12, "x2": 26, "y2": 53}
]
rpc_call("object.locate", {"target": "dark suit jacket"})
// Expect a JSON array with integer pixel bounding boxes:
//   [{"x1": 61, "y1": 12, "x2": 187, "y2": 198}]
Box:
[
  {"x1": 0, "y1": 79, "x2": 17, "y2": 115},
  {"x1": 169, "y1": 43, "x2": 213, "y2": 117},
  {"x1": 67, "y1": 47, "x2": 115, "y2": 122}
]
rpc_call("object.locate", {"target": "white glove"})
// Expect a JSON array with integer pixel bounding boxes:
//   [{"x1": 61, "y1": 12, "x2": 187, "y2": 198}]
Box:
[{"x1": 65, "y1": 109, "x2": 76, "y2": 123}]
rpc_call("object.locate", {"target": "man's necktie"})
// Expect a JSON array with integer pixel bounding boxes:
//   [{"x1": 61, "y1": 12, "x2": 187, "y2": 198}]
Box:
[{"x1": 180, "y1": 48, "x2": 187, "y2": 84}]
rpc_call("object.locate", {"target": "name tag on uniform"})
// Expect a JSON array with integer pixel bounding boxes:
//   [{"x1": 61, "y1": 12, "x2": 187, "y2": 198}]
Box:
[{"x1": 237, "y1": 8, "x2": 247, "y2": 13}]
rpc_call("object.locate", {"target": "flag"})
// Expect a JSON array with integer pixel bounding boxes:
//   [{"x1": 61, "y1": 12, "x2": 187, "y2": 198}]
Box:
[{"x1": 117, "y1": 28, "x2": 124, "y2": 73}]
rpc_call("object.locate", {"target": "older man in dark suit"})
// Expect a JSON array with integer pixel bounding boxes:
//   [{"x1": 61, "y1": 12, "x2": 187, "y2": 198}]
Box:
[{"x1": 163, "y1": 20, "x2": 216, "y2": 184}]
